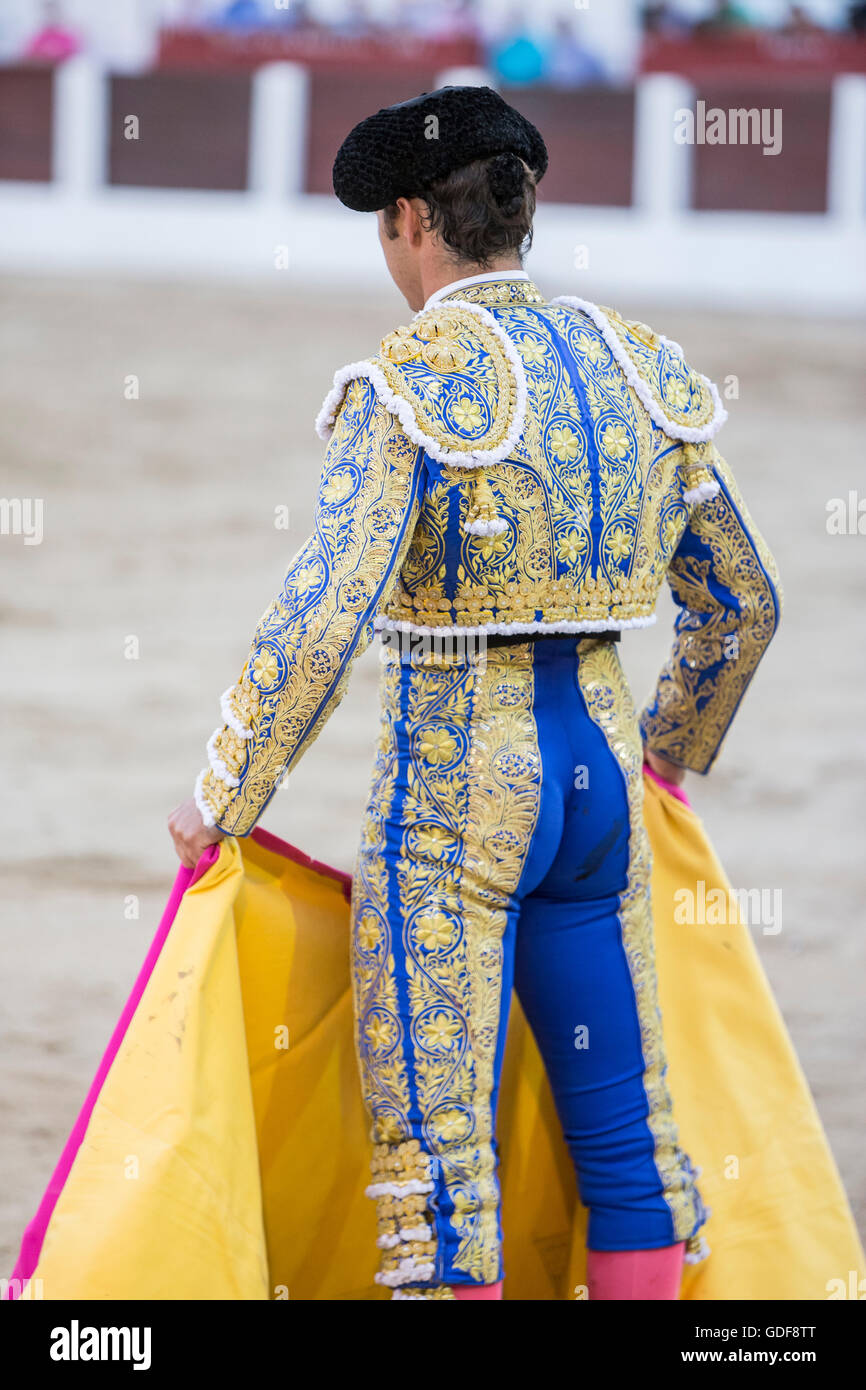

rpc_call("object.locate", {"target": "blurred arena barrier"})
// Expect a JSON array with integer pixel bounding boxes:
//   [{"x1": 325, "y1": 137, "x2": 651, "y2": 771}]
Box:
[{"x1": 0, "y1": 46, "x2": 864, "y2": 310}]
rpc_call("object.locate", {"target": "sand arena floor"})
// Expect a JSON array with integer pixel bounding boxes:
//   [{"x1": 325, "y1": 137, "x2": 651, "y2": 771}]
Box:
[{"x1": 1, "y1": 273, "x2": 864, "y2": 1271}]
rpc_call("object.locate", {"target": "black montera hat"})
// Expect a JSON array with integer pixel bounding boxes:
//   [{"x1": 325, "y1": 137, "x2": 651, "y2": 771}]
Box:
[{"x1": 332, "y1": 85, "x2": 548, "y2": 213}]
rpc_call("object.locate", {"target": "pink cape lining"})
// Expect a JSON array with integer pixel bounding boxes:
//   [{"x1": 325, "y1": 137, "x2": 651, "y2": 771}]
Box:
[
  {"x1": 643, "y1": 763, "x2": 691, "y2": 806},
  {"x1": 6, "y1": 780, "x2": 683, "y2": 1298}
]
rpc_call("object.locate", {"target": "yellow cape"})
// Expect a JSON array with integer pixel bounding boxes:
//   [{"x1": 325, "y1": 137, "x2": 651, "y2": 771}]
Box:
[{"x1": 18, "y1": 778, "x2": 864, "y2": 1299}]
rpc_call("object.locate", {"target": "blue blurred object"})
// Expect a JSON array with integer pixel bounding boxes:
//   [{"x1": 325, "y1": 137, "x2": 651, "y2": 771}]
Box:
[
  {"x1": 547, "y1": 18, "x2": 608, "y2": 87},
  {"x1": 489, "y1": 29, "x2": 548, "y2": 86},
  {"x1": 216, "y1": 0, "x2": 266, "y2": 30}
]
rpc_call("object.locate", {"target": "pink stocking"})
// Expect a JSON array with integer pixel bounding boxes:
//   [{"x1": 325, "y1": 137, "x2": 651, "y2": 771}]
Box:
[
  {"x1": 449, "y1": 1280, "x2": 504, "y2": 1300},
  {"x1": 587, "y1": 1242, "x2": 685, "y2": 1300}
]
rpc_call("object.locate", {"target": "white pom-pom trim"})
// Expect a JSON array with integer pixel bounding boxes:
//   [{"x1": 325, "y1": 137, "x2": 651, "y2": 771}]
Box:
[
  {"x1": 399, "y1": 1223, "x2": 433, "y2": 1242},
  {"x1": 219, "y1": 686, "x2": 253, "y2": 740},
  {"x1": 684, "y1": 1236, "x2": 712, "y2": 1265},
  {"x1": 193, "y1": 769, "x2": 217, "y2": 829},
  {"x1": 551, "y1": 296, "x2": 728, "y2": 444},
  {"x1": 206, "y1": 729, "x2": 240, "y2": 788},
  {"x1": 314, "y1": 300, "x2": 528, "y2": 470},
  {"x1": 463, "y1": 517, "x2": 509, "y2": 537},
  {"x1": 375, "y1": 1259, "x2": 436, "y2": 1287},
  {"x1": 365, "y1": 1180, "x2": 435, "y2": 1199},
  {"x1": 377, "y1": 1224, "x2": 433, "y2": 1249},
  {"x1": 682, "y1": 480, "x2": 720, "y2": 505},
  {"x1": 374, "y1": 615, "x2": 656, "y2": 639}
]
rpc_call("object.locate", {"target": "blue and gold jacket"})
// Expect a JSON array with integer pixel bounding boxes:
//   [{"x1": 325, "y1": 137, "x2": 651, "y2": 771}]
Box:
[{"x1": 196, "y1": 274, "x2": 782, "y2": 835}]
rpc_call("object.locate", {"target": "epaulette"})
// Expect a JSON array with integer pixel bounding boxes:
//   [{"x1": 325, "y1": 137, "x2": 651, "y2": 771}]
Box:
[
  {"x1": 553, "y1": 295, "x2": 727, "y2": 442},
  {"x1": 553, "y1": 295, "x2": 726, "y2": 504},
  {"x1": 314, "y1": 299, "x2": 528, "y2": 472}
]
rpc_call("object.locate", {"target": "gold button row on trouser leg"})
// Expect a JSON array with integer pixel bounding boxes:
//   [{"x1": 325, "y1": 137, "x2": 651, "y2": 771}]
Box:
[
  {"x1": 365, "y1": 1140, "x2": 441, "y2": 1289},
  {"x1": 374, "y1": 1192, "x2": 433, "y2": 1249},
  {"x1": 391, "y1": 1285, "x2": 458, "y2": 1301},
  {"x1": 366, "y1": 1138, "x2": 434, "y2": 1188}
]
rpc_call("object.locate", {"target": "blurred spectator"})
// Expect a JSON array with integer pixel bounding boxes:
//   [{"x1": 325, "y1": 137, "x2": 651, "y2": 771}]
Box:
[
  {"x1": 24, "y1": 0, "x2": 82, "y2": 61},
  {"x1": 546, "y1": 17, "x2": 608, "y2": 87},
  {"x1": 488, "y1": 10, "x2": 547, "y2": 85},
  {"x1": 781, "y1": 4, "x2": 824, "y2": 33},
  {"x1": 400, "y1": 1, "x2": 444, "y2": 37},
  {"x1": 215, "y1": 0, "x2": 266, "y2": 29},
  {"x1": 850, "y1": 1, "x2": 866, "y2": 32},
  {"x1": 400, "y1": 0, "x2": 480, "y2": 41},
  {"x1": 642, "y1": 2, "x2": 692, "y2": 34},
  {"x1": 331, "y1": 1, "x2": 377, "y2": 39},
  {"x1": 694, "y1": 0, "x2": 756, "y2": 33},
  {"x1": 271, "y1": 1, "x2": 321, "y2": 32},
  {"x1": 428, "y1": 0, "x2": 481, "y2": 41}
]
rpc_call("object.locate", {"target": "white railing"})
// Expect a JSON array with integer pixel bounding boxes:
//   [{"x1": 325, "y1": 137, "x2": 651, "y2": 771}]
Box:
[{"x1": 1, "y1": 57, "x2": 864, "y2": 311}]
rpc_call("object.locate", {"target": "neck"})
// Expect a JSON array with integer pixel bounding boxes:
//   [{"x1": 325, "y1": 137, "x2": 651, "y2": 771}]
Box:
[{"x1": 418, "y1": 258, "x2": 524, "y2": 310}]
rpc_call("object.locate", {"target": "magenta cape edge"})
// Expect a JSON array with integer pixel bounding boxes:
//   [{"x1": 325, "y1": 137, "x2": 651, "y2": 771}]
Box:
[{"x1": 5, "y1": 826, "x2": 352, "y2": 1298}]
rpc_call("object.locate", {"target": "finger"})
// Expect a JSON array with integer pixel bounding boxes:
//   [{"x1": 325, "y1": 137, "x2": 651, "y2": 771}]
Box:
[{"x1": 169, "y1": 828, "x2": 194, "y2": 868}]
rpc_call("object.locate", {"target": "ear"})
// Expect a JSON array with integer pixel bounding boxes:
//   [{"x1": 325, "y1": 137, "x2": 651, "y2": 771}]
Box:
[{"x1": 396, "y1": 197, "x2": 424, "y2": 248}]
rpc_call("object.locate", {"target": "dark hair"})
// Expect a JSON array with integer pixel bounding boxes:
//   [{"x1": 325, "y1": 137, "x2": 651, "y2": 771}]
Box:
[{"x1": 383, "y1": 152, "x2": 536, "y2": 269}]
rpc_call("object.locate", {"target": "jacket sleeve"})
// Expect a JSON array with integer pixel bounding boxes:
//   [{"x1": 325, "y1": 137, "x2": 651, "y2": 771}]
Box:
[
  {"x1": 195, "y1": 377, "x2": 424, "y2": 835},
  {"x1": 640, "y1": 443, "x2": 783, "y2": 774}
]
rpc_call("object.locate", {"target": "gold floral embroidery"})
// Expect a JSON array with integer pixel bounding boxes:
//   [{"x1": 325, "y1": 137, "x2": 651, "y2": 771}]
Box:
[
  {"x1": 451, "y1": 397, "x2": 484, "y2": 433},
  {"x1": 376, "y1": 303, "x2": 519, "y2": 456},
  {"x1": 198, "y1": 379, "x2": 423, "y2": 832},
  {"x1": 578, "y1": 640, "x2": 705, "y2": 1244},
  {"x1": 439, "y1": 278, "x2": 545, "y2": 309},
  {"x1": 550, "y1": 424, "x2": 582, "y2": 462},
  {"x1": 601, "y1": 305, "x2": 718, "y2": 434},
  {"x1": 378, "y1": 292, "x2": 677, "y2": 633},
  {"x1": 556, "y1": 528, "x2": 589, "y2": 565},
  {"x1": 351, "y1": 660, "x2": 412, "y2": 1146},
  {"x1": 640, "y1": 447, "x2": 782, "y2": 773},
  {"x1": 385, "y1": 567, "x2": 659, "y2": 632},
  {"x1": 395, "y1": 647, "x2": 542, "y2": 1282},
  {"x1": 251, "y1": 649, "x2": 280, "y2": 687},
  {"x1": 602, "y1": 422, "x2": 632, "y2": 461}
]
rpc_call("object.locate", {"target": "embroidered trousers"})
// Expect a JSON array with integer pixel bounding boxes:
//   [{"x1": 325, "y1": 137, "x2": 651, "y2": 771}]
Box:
[{"x1": 350, "y1": 636, "x2": 707, "y2": 1295}]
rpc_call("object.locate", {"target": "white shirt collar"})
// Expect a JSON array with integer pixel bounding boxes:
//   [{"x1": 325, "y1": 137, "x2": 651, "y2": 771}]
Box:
[{"x1": 422, "y1": 269, "x2": 530, "y2": 312}]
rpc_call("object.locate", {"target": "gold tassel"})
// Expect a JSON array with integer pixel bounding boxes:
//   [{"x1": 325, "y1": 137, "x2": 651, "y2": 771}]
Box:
[
  {"x1": 680, "y1": 443, "x2": 719, "y2": 504},
  {"x1": 463, "y1": 469, "x2": 507, "y2": 536}
]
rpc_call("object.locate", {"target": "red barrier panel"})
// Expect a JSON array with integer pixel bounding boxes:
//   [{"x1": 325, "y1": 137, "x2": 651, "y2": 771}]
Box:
[
  {"x1": 305, "y1": 69, "x2": 441, "y2": 196},
  {"x1": 691, "y1": 85, "x2": 832, "y2": 213},
  {"x1": 157, "y1": 26, "x2": 480, "y2": 74},
  {"x1": 0, "y1": 65, "x2": 53, "y2": 181},
  {"x1": 503, "y1": 87, "x2": 635, "y2": 207},
  {"x1": 642, "y1": 33, "x2": 866, "y2": 82},
  {"x1": 108, "y1": 71, "x2": 252, "y2": 191}
]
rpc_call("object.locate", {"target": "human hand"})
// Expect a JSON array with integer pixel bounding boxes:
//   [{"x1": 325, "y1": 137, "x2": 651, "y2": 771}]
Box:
[
  {"x1": 644, "y1": 748, "x2": 687, "y2": 788},
  {"x1": 168, "y1": 797, "x2": 226, "y2": 869}
]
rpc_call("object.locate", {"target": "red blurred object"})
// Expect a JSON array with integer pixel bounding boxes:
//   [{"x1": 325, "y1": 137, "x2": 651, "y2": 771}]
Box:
[
  {"x1": 691, "y1": 85, "x2": 832, "y2": 212},
  {"x1": 157, "y1": 25, "x2": 481, "y2": 74},
  {"x1": 0, "y1": 66, "x2": 53, "y2": 180},
  {"x1": 642, "y1": 32, "x2": 866, "y2": 83}
]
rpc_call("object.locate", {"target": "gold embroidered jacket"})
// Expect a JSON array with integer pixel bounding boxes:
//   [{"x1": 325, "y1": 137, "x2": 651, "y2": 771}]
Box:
[{"x1": 196, "y1": 277, "x2": 782, "y2": 833}]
